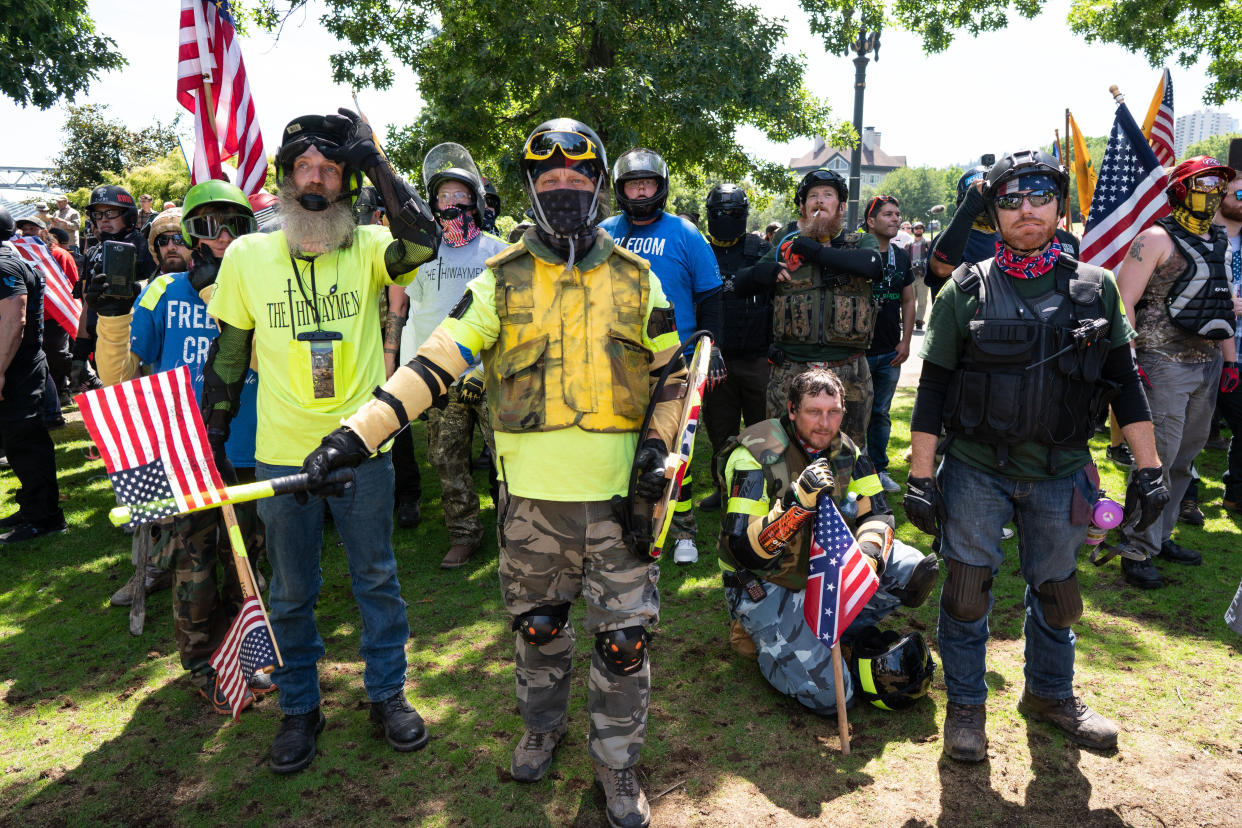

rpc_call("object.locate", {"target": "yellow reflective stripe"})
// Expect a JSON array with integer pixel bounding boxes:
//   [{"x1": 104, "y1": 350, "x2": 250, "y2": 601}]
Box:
[
  {"x1": 649, "y1": 329, "x2": 680, "y2": 353},
  {"x1": 857, "y1": 656, "x2": 893, "y2": 710},
  {"x1": 727, "y1": 496, "x2": 769, "y2": 517},
  {"x1": 138, "y1": 273, "x2": 176, "y2": 311},
  {"x1": 849, "y1": 472, "x2": 883, "y2": 498}
]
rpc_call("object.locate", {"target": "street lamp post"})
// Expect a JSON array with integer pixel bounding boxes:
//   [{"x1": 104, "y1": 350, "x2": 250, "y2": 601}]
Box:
[{"x1": 845, "y1": 28, "x2": 880, "y2": 232}]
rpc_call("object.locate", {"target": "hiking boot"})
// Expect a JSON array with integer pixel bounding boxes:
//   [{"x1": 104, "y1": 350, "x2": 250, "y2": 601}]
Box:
[
  {"x1": 441, "y1": 541, "x2": 476, "y2": 569},
  {"x1": 1177, "y1": 498, "x2": 1205, "y2": 526},
  {"x1": 697, "y1": 490, "x2": 722, "y2": 511},
  {"x1": 593, "y1": 760, "x2": 651, "y2": 828},
  {"x1": 510, "y1": 723, "x2": 567, "y2": 782},
  {"x1": 0, "y1": 517, "x2": 67, "y2": 544},
  {"x1": 673, "y1": 538, "x2": 699, "y2": 565},
  {"x1": 249, "y1": 670, "x2": 278, "y2": 696},
  {"x1": 877, "y1": 471, "x2": 901, "y2": 494},
  {"x1": 1224, "y1": 493, "x2": 1242, "y2": 514},
  {"x1": 370, "y1": 693, "x2": 429, "y2": 752},
  {"x1": 943, "y1": 702, "x2": 987, "y2": 762},
  {"x1": 1121, "y1": 556, "x2": 1163, "y2": 589},
  {"x1": 1158, "y1": 538, "x2": 1202, "y2": 566},
  {"x1": 1106, "y1": 444, "x2": 1134, "y2": 468},
  {"x1": 109, "y1": 566, "x2": 172, "y2": 607},
  {"x1": 270, "y1": 709, "x2": 325, "y2": 774},
  {"x1": 1017, "y1": 690, "x2": 1118, "y2": 750},
  {"x1": 395, "y1": 496, "x2": 422, "y2": 529}
]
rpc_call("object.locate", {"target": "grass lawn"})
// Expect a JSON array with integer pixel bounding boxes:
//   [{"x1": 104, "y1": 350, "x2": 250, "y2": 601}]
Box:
[{"x1": 2, "y1": 389, "x2": 1241, "y2": 826}]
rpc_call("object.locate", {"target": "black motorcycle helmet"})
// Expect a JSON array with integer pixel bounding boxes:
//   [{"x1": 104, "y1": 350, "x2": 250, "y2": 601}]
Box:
[
  {"x1": 705, "y1": 182, "x2": 750, "y2": 243},
  {"x1": 982, "y1": 149, "x2": 1070, "y2": 225},
  {"x1": 479, "y1": 178, "x2": 501, "y2": 232},
  {"x1": 0, "y1": 206, "x2": 12, "y2": 241},
  {"x1": 87, "y1": 185, "x2": 139, "y2": 230},
  {"x1": 274, "y1": 113, "x2": 365, "y2": 211},
  {"x1": 956, "y1": 165, "x2": 990, "y2": 207},
  {"x1": 794, "y1": 168, "x2": 847, "y2": 209},
  {"x1": 427, "y1": 168, "x2": 484, "y2": 219},
  {"x1": 519, "y1": 117, "x2": 609, "y2": 242},
  {"x1": 613, "y1": 147, "x2": 669, "y2": 220},
  {"x1": 848, "y1": 626, "x2": 936, "y2": 711}
]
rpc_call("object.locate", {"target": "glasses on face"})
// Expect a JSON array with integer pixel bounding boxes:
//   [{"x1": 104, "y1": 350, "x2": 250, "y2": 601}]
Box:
[
  {"x1": 184, "y1": 211, "x2": 257, "y2": 241},
  {"x1": 1190, "y1": 175, "x2": 1226, "y2": 193},
  {"x1": 89, "y1": 208, "x2": 125, "y2": 221},
  {"x1": 435, "y1": 190, "x2": 472, "y2": 205},
  {"x1": 524, "y1": 130, "x2": 598, "y2": 162},
  {"x1": 1232, "y1": 190, "x2": 1242, "y2": 201},
  {"x1": 994, "y1": 189, "x2": 1057, "y2": 211},
  {"x1": 155, "y1": 233, "x2": 187, "y2": 248}
]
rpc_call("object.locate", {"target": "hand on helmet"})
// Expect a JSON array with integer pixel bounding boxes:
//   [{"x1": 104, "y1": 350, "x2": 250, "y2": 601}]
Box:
[{"x1": 321, "y1": 108, "x2": 383, "y2": 173}]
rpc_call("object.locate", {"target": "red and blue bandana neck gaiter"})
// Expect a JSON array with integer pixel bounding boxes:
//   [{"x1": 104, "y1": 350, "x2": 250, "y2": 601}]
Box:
[
  {"x1": 995, "y1": 239, "x2": 1061, "y2": 280},
  {"x1": 441, "y1": 213, "x2": 480, "y2": 247}
]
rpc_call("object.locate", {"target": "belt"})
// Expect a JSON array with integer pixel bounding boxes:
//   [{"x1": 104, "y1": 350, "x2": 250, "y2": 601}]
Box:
[{"x1": 723, "y1": 570, "x2": 769, "y2": 600}]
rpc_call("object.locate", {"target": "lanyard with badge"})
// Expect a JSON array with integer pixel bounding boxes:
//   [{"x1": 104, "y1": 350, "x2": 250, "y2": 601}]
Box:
[{"x1": 289, "y1": 254, "x2": 342, "y2": 400}]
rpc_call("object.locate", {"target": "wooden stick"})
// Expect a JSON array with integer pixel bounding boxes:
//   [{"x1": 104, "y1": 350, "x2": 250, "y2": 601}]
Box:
[
  {"x1": 1109, "y1": 84, "x2": 1125, "y2": 104},
  {"x1": 219, "y1": 502, "x2": 283, "y2": 667},
  {"x1": 128, "y1": 526, "x2": 152, "y2": 637},
  {"x1": 832, "y1": 642, "x2": 850, "y2": 755}
]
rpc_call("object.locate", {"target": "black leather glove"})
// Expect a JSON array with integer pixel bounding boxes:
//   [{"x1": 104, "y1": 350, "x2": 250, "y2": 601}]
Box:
[
  {"x1": 706, "y1": 346, "x2": 727, "y2": 392},
  {"x1": 787, "y1": 457, "x2": 834, "y2": 509},
  {"x1": 207, "y1": 428, "x2": 238, "y2": 486},
  {"x1": 458, "y1": 371, "x2": 485, "y2": 405},
  {"x1": 634, "y1": 438, "x2": 670, "y2": 501},
  {"x1": 83, "y1": 270, "x2": 139, "y2": 316},
  {"x1": 904, "y1": 475, "x2": 944, "y2": 536},
  {"x1": 322, "y1": 108, "x2": 383, "y2": 174},
  {"x1": 789, "y1": 234, "x2": 825, "y2": 263},
  {"x1": 188, "y1": 247, "x2": 221, "y2": 293},
  {"x1": 297, "y1": 427, "x2": 371, "y2": 504},
  {"x1": 1125, "y1": 466, "x2": 1170, "y2": 532}
]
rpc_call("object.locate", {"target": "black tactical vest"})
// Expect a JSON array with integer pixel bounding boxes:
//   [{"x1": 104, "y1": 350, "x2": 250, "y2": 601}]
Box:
[
  {"x1": 1153, "y1": 217, "x2": 1235, "y2": 341},
  {"x1": 942, "y1": 254, "x2": 1115, "y2": 470}
]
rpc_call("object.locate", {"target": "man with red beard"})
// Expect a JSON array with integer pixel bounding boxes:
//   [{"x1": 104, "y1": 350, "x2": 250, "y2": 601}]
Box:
[{"x1": 200, "y1": 110, "x2": 441, "y2": 774}]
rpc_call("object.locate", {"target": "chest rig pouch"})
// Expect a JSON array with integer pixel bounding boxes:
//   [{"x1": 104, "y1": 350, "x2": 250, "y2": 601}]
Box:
[
  {"x1": 943, "y1": 254, "x2": 1115, "y2": 471},
  {"x1": 1155, "y1": 217, "x2": 1235, "y2": 341},
  {"x1": 772, "y1": 233, "x2": 877, "y2": 350}
]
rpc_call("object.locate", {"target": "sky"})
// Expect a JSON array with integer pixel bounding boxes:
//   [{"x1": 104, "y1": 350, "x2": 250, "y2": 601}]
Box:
[{"x1": 5, "y1": 0, "x2": 1242, "y2": 196}]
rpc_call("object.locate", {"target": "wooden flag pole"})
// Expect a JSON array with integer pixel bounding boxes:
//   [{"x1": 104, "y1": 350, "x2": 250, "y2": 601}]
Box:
[
  {"x1": 219, "y1": 501, "x2": 283, "y2": 667},
  {"x1": 832, "y1": 642, "x2": 851, "y2": 755}
]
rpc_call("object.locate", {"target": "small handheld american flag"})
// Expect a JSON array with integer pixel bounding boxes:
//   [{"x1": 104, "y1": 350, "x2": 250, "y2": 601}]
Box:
[
  {"x1": 209, "y1": 596, "x2": 278, "y2": 720},
  {"x1": 803, "y1": 496, "x2": 879, "y2": 651},
  {"x1": 10, "y1": 238, "x2": 80, "y2": 337}
]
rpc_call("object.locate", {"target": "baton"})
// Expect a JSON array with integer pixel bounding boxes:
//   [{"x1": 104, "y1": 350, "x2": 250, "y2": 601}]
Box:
[{"x1": 108, "y1": 468, "x2": 357, "y2": 527}]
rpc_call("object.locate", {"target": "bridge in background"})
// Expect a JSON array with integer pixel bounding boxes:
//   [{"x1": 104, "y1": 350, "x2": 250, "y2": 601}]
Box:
[{"x1": 0, "y1": 167, "x2": 56, "y2": 193}]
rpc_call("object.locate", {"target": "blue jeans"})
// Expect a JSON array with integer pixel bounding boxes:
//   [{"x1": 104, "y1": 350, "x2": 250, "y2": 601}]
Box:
[
  {"x1": 937, "y1": 455, "x2": 1093, "y2": 705},
  {"x1": 865, "y1": 352, "x2": 901, "y2": 471},
  {"x1": 256, "y1": 454, "x2": 409, "y2": 715}
]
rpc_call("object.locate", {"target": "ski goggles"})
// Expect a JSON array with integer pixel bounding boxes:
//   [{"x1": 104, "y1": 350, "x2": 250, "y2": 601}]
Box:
[
  {"x1": 994, "y1": 189, "x2": 1057, "y2": 211},
  {"x1": 524, "y1": 130, "x2": 599, "y2": 162},
  {"x1": 183, "y1": 211, "x2": 257, "y2": 240},
  {"x1": 1189, "y1": 174, "x2": 1227, "y2": 193},
  {"x1": 154, "y1": 233, "x2": 188, "y2": 248}
]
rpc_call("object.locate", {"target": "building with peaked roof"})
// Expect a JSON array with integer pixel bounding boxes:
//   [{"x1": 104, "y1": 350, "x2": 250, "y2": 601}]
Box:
[{"x1": 789, "y1": 127, "x2": 906, "y2": 188}]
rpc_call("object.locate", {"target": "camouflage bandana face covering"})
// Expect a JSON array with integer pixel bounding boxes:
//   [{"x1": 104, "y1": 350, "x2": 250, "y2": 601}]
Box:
[{"x1": 995, "y1": 240, "x2": 1062, "y2": 280}]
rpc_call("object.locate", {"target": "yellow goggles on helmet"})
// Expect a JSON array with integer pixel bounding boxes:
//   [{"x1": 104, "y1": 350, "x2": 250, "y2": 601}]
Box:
[{"x1": 524, "y1": 130, "x2": 599, "y2": 162}]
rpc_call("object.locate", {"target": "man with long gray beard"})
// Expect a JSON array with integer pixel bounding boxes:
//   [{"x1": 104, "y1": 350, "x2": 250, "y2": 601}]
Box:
[{"x1": 200, "y1": 110, "x2": 441, "y2": 774}]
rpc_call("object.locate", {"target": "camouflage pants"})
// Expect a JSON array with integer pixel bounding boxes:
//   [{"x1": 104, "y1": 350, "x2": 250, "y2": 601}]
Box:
[
  {"x1": 498, "y1": 492, "x2": 660, "y2": 769},
  {"x1": 173, "y1": 501, "x2": 265, "y2": 679},
  {"x1": 426, "y1": 384, "x2": 494, "y2": 548},
  {"x1": 766, "y1": 353, "x2": 872, "y2": 447}
]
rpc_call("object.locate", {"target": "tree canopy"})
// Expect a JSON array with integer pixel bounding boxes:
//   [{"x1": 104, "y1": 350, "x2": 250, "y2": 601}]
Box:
[
  {"x1": 50, "y1": 105, "x2": 182, "y2": 194},
  {"x1": 1184, "y1": 133, "x2": 1242, "y2": 164},
  {"x1": 0, "y1": 1, "x2": 125, "y2": 109}
]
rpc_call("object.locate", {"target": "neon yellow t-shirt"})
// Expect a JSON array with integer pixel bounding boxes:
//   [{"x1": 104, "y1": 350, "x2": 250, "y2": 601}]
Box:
[
  {"x1": 441, "y1": 264, "x2": 678, "y2": 502},
  {"x1": 208, "y1": 224, "x2": 413, "y2": 466}
]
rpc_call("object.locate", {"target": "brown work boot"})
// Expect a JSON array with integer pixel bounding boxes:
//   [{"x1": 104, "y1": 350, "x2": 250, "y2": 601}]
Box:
[
  {"x1": 510, "y1": 722, "x2": 567, "y2": 782},
  {"x1": 593, "y1": 760, "x2": 651, "y2": 828},
  {"x1": 943, "y1": 701, "x2": 988, "y2": 762},
  {"x1": 109, "y1": 566, "x2": 172, "y2": 607},
  {"x1": 440, "y1": 542, "x2": 476, "y2": 569},
  {"x1": 1017, "y1": 690, "x2": 1118, "y2": 750},
  {"x1": 728, "y1": 618, "x2": 757, "y2": 659}
]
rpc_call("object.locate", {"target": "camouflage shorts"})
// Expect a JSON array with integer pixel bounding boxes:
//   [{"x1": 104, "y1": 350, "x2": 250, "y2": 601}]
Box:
[
  {"x1": 499, "y1": 493, "x2": 659, "y2": 769},
  {"x1": 766, "y1": 353, "x2": 872, "y2": 447}
]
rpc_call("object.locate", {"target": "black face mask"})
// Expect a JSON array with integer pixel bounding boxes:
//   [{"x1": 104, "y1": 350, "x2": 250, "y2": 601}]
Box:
[
  {"x1": 708, "y1": 213, "x2": 746, "y2": 242},
  {"x1": 535, "y1": 188, "x2": 596, "y2": 237}
]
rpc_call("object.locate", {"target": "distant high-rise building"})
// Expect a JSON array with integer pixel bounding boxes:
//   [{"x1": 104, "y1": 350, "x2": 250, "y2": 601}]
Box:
[{"x1": 1173, "y1": 109, "x2": 1239, "y2": 158}]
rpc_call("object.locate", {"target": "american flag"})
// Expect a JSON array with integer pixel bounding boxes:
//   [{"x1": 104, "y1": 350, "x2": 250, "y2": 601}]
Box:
[
  {"x1": 1080, "y1": 102, "x2": 1170, "y2": 272},
  {"x1": 651, "y1": 336, "x2": 710, "y2": 558},
  {"x1": 176, "y1": 0, "x2": 267, "y2": 195},
  {"x1": 1142, "y1": 68, "x2": 1176, "y2": 167},
  {"x1": 209, "y1": 595, "x2": 278, "y2": 720},
  {"x1": 76, "y1": 366, "x2": 226, "y2": 528},
  {"x1": 9, "y1": 238, "x2": 80, "y2": 336},
  {"x1": 803, "y1": 496, "x2": 879, "y2": 651}
]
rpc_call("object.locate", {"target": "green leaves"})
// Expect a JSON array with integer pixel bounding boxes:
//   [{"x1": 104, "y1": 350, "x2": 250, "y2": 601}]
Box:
[
  {"x1": 0, "y1": 0, "x2": 125, "y2": 109},
  {"x1": 49, "y1": 105, "x2": 182, "y2": 195}
]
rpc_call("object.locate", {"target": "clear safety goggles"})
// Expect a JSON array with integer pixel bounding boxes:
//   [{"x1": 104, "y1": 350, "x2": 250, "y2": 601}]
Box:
[{"x1": 184, "y1": 211, "x2": 257, "y2": 241}]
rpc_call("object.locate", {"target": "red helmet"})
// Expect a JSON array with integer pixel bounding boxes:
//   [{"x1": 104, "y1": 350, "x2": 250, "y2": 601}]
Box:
[{"x1": 1166, "y1": 156, "x2": 1236, "y2": 203}]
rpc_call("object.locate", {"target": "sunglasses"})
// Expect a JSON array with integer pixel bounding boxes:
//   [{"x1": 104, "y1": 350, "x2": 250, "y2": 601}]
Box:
[
  {"x1": 866, "y1": 195, "x2": 900, "y2": 219},
  {"x1": 89, "y1": 208, "x2": 126, "y2": 221},
  {"x1": 155, "y1": 233, "x2": 187, "y2": 248},
  {"x1": 184, "y1": 212, "x2": 257, "y2": 240},
  {"x1": 524, "y1": 130, "x2": 598, "y2": 162},
  {"x1": 994, "y1": 189, "x2": 1057, "y2": 211}
]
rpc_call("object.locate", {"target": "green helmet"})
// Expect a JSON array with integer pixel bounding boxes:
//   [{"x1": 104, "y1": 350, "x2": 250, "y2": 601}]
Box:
[{"x1": 180, "y1": 180, "x2": 257, "y2": 243}]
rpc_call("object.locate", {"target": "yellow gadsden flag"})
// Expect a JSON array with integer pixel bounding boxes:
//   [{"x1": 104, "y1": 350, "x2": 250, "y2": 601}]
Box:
[{"x1": 1068, "y1": 111, "x2": 1097, "y2": 223}]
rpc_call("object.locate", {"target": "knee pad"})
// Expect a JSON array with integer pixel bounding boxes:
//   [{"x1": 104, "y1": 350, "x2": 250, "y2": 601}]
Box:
[
  {"x1": 512, "y1": 603, "x2": 570, "y2": 646},
  {"x1": 1033, "y1": 572, "x2": 1083, "y2": 629},
  {"x1": 594, "y1": 626, "x2": 651, "y2": 676},
  {"x1": 941, "y1": 559, "x2": 992, "y2": 623},
  {"x1": 893, "y1": 553, "x2": 940, "y2": 608}
]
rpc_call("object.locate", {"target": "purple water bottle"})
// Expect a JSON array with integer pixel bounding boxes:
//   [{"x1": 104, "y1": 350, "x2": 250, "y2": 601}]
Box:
[{"x1": 1085, "y1": 495, "x2": 1123, "y2": 547}]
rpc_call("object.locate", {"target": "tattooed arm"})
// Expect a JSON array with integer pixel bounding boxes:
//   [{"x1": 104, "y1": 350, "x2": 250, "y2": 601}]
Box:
[
  {"x1": 384, "y1": 285, "x2": 410, "y2": 378},
  {"x1": 1114, "y1": 225, "x2": 1173, "y2": 328}
]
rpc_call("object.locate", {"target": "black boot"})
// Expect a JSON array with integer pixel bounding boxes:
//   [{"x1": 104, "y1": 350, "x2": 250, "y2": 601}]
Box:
[
  {"x1": 269, "y1": 709, "x2": 325, "y2": 774},
  {"x1": 370, "y1": 693, "x2": 429, "y2": 752},
  {"x1": 1121, "y1": 556, "x2": 1163, "y2": 589}
]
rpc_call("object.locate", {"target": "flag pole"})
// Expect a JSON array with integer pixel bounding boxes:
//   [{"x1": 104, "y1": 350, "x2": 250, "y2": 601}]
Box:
[
  {"x1": 832, "y1": 643, "x2": 851, "y2": 754},
  {"x1": 219, "y1": 502, "x2": 283, "y2": 667}
]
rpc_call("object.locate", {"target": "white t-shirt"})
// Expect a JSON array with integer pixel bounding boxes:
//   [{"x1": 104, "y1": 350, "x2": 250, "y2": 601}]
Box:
[{"x1": 399, "y1": 232, "x2": 508, "y2": 362}]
